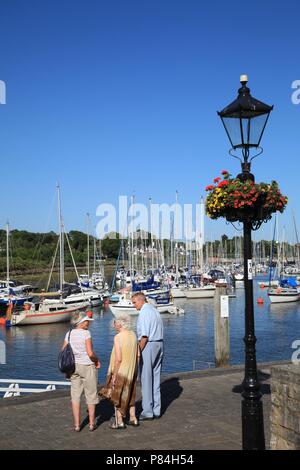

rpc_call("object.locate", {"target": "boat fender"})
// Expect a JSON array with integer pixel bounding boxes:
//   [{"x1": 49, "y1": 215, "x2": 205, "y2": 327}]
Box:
[{"x1": 257, "y1": 297, "x2": 264, "y2": 305}]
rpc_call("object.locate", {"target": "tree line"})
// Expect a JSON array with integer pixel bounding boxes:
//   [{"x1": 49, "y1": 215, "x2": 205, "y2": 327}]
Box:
[{"x1": 0, "y1": 229, "x2": 299, "y2": 274}]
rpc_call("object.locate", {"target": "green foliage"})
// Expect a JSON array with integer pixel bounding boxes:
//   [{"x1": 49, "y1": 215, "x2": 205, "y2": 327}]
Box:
[
  {"x1": 0, "y1": 229, "x2": 101, "y2": 274},
  {"x1": 101, "y1": 235, "x2": 121, "y2": 259}
]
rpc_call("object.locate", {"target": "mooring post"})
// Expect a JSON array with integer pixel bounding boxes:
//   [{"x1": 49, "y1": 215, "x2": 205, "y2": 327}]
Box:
[{"x1": 214, "y1": 285, "x2": 230, "y2": 367}]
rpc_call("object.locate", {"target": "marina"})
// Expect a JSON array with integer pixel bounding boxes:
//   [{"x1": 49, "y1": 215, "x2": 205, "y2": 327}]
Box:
[{"x1": 1, "y1": 275, "x2": 300, "y2": 388}]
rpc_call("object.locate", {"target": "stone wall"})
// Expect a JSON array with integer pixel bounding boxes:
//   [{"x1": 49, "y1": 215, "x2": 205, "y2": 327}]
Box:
[{"x1": 270, "y1": 364, "x2": 300, "y2": 449}]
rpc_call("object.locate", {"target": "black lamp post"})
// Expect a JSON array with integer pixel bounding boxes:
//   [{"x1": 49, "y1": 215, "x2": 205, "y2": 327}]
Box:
[{"x1": 218, "y1": 75, "x2": 273, "y2": 450}]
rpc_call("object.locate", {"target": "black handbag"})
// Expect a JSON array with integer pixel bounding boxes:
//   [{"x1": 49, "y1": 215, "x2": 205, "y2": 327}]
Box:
[{"x1": 58, "y1": 330, "x2": 75, "y2": 375}]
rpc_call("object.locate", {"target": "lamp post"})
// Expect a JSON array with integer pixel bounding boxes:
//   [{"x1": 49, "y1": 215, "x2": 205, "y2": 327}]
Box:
[{"x1": 218, "y1": 75, "x2": 273, "y2": 450}]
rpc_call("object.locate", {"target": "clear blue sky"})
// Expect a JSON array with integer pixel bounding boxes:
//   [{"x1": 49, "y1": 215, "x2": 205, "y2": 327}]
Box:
[{"x1": 1, "y1": 0, "x2": 299, "y2": 242}]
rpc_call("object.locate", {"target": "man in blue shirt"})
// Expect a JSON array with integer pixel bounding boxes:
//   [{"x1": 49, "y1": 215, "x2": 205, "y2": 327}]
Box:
[{"x1": 132, "y1": 292, "x2": 164, "y2": 420}]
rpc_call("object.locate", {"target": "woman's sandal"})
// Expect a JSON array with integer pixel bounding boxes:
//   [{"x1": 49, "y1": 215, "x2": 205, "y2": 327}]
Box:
[
  {"x1": 89, "y1": 423, "x2": 98, "y2": 432},
  {"x1": 127, "y1": 419, "x2": 139, "y2": 427},
  {"x1": 74, "y1": 426, "x2": 81, "y2": 432},
  {"x1": 109, "y1": 421, "x2": 126, "y2": 430}
]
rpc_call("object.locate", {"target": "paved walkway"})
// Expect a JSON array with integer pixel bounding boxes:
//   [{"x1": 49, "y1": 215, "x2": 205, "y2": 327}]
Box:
[{"x1": 0, "y1": 362, "x2": 282, "y2": 450}]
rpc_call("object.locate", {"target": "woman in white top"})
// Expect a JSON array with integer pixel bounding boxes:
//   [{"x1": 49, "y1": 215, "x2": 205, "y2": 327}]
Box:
[{"x1": 61, "y1": 311, "x2": 101, "y2": 432}]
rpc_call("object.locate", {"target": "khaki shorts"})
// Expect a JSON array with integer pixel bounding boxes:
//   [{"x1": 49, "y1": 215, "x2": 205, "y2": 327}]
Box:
[{"x1": 70, "y1": 363, "x2": 99, "y2": 405}]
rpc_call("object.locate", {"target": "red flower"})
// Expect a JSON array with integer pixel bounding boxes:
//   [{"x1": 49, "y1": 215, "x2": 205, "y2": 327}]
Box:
[
  {"x1": 218, "y1": 180, "x2": 229, "y2": 188},
  {"x1": 221, "y1": 170, "x2": 229, "y2": 175},
  {"x1": 214, "y1": 177, "x2": 221, "y2": 183}
]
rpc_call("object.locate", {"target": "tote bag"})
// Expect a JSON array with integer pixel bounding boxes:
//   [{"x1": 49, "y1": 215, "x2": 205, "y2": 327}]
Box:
[{"x1": 58, "y1": 330, "x2": 75, "y2": 375}]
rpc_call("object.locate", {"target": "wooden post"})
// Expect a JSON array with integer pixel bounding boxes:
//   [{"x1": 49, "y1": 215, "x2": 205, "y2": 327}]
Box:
[{"x1": 214, "y1": 286, "x2": 230, "y2": 367}]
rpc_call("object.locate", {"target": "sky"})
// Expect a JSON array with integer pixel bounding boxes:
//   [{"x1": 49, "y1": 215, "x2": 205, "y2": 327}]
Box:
[{"x1": 0, "y1": 0, "x2": 300, "y2": 243}]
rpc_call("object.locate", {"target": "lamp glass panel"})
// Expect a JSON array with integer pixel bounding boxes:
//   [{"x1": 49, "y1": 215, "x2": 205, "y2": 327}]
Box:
[
  {"x1": 241, "y1": 114, "x2": 269, "y2": 147},
  {"x1": 222, "y1": 117, "x2": 242, "y2": 147}
]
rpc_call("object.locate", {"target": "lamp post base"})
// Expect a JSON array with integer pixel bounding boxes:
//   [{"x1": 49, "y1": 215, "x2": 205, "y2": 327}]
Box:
[{"x1": 242, "y1": 399, "x2": 265, "y2": 450}]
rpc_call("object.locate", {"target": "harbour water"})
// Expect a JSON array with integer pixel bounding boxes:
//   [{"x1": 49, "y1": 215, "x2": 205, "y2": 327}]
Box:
[{"x1": 0, "y1": 276, "x2": 299, "y2": 385}]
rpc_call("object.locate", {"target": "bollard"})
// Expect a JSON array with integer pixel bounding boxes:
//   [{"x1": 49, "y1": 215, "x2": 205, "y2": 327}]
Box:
[{"x1": 214, "y1": 286, "x2": 230, "y2": 367}]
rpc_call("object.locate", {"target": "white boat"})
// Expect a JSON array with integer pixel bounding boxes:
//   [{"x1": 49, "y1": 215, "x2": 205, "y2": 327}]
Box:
[
  {"x1": 170, "y1": 286, "x2": 186, "y2": 298},
  {"x1": 64, "y1": 290, "x2": 102, "y2": 308},
  {"x1": 268, "y1": 287, "x2": 300, "y2": 303},
  {"x1": 183, "y1": 285, "x2": 216, "y2": 299},
  {"x1": 110, "y1": 295, "x2": 179, "y2": 317},
  {"x1": 11, "y1": 300, "x2": 85, "y2": 326},
  {"x1": 234, "y1": 273, "x2": 244, "y2": 281},
  {"x1": 147, "y1": 297, "x2": 176, "y2": 313},
  {"x1": 110, "y1": 297, "x2": 139, "y2": 317},
  {"x1": 258, "y1": 280, "x2": 279, "y2": 288},
  {"x1": 214, "y1": 278, "x2": 228, "y2": 287},
  {"x1": 0, "y1": 280, "x2": 34, "y2": 294}
]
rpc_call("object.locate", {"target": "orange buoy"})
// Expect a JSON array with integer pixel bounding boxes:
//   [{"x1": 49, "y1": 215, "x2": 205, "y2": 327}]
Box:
[
  {"x1": 257, "y1": 297, "x2": 264, "y2": 304},
  {"x1": 0, "y1": 318, "x2": 6, "y2": 325},
  {"x1": 260, "y1": 283, "x2": 265, "y2": 289}
]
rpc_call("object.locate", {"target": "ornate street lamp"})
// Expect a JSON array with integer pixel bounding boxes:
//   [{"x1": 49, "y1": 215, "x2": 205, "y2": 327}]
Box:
[{"x1": 218, "y1": 75, "x2": 273, "y2": 450}]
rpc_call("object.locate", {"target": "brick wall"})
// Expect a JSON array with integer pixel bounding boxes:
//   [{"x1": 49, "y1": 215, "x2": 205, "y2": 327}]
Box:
[{"x1": 270, "y1": 364, "x2": 300, "y2": 449}]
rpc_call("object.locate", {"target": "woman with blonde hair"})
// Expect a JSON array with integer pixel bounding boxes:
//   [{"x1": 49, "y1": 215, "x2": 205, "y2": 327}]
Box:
[
  {"x1": 100, "y1": 314, "x2": 139, "y2": 429},
  {"x1": 61, "y1": 311, "x2": 101, "y2": 432}
]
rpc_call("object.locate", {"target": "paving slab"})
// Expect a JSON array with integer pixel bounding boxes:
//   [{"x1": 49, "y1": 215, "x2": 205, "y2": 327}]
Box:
[{"x1": 0, "y1": 362, "x2": 280, "y2": 450}]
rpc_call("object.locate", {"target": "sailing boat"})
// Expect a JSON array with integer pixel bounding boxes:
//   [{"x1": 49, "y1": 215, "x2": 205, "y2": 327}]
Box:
[
  {"x1": 12, "y1": 186, "x2": 87, "y2": 326},
  {"x1": 268, "y1": 221, "x2": 299, "y2": 303},
  {"x1": 65, "y1": 213, "x2": 103, "y2": 307},
  {"x1": 0, "y1": 222, "x2": 34, "y2": 307},
  {"x1": 170, "y1": 191, "x2": 186, "y2": 299},
  {"x1": 183, "y1": 198, "x2": 216, "y2": 299}
]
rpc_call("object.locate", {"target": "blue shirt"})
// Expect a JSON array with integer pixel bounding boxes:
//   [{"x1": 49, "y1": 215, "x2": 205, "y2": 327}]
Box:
[{"x1": 136, "y1": 302, "x2": 164, "y2": 342}]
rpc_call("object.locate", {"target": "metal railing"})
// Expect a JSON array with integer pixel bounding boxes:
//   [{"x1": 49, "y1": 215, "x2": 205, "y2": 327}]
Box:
[
  {"x1": 192, "y1": 360, "x2": 215, "y2": 371},
  {"x1": 0, "y1": 379, "x2": 71, "y2": 398}
]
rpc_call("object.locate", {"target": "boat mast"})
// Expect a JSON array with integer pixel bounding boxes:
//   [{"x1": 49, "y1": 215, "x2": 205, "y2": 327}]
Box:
[
  {"x1": 93, "y1": 237, "x2": 96, "y2": 273},
  {"x1": 57, "y1": 184, "x2": 64, "y2": 292},
  {"x1": 6, "y1": 222, "x2": 9, "y2": 295},
  {"x1": 149, "y1": 197, "x2": 154, "y2": 273},
  {"x1": 131, "y1": 194, "x2": 135, "y2": 279},
  {"x1": 175, "y1": 190, "x2": 179, "y2": 280},
  {"x1": 199, "y1": 196, "x2": 204, "y2": 273},
  {"x1": 292, "y1": 210, "x2": 300, "y2": 267},
  {"x1": 86, "y1": 212, "x2": 90, "y2": 279}
]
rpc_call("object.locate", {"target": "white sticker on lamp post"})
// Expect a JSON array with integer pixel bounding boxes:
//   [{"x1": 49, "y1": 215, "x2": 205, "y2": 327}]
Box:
[{"x1": 248, "y1": 259, "x2": 253, "y2": 280}]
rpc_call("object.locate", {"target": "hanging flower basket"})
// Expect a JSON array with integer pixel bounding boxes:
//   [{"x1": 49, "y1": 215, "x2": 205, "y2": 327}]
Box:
[{"x1": 205, "y1": 171, "x2": 288, "y2": 224}]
